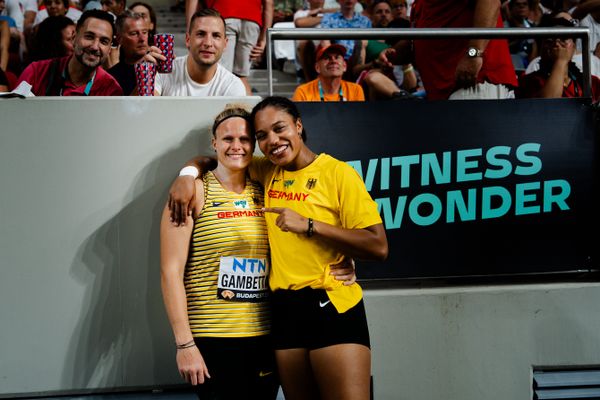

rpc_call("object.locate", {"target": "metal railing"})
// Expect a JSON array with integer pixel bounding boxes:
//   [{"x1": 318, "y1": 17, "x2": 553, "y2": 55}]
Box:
[{"x1": 266, "y1": 27, "x2": 591, "y2": 98}]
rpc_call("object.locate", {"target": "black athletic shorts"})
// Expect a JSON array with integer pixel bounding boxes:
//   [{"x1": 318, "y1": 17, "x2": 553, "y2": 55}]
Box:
[
  {"x1": 271, "y1": 287, "x2": 371, "y2": 350},
  {"x1": 192, "y1": 335, "x2": 279, "y2": 400}
]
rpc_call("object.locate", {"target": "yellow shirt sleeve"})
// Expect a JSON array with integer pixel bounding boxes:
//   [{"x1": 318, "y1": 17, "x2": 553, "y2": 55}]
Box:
[{"x1": 335, "y1": 161, "x2": 382, "y2": 229}]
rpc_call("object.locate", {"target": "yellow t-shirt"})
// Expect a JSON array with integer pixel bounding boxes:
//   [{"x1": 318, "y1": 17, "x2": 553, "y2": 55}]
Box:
[
  {"x1": 250, "y1": 154, "x2": 382, "y2": 313},
  {"x1": 292, "y1": 78, "x2": 365, "y2": 102}
]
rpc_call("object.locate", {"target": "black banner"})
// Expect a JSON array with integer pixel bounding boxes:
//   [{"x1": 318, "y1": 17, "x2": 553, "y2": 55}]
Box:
[{"x1": 297, "y1": 99, "x2": 599, "y2": 280}]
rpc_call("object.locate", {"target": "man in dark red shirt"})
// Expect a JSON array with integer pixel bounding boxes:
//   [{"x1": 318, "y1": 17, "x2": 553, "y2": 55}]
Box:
[
  {"x1": 411, "y1": 0, "x2": 518, "y2": 100},
  {"x1": 17, "y1": 9, "x2": 123, "y2": 96}
]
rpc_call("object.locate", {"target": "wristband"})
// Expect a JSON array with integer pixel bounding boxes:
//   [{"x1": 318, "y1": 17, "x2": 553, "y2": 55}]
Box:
[
  {"x1": 403, "y1": 65, "x2": 414, "y2": 74},
  {"x1": 179, "y1": 166, "x2": 199, "y2": 178},
  {"x1": 307, "y1": 218, "x2": 314, "y2": 237},
  {"x1": 176, "y1": 339, "x2": 196, "y2": 350}
]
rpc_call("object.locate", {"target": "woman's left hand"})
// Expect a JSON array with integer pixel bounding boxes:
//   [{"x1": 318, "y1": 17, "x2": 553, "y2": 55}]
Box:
[
  {"x1": 263, "y1": 207, "x2": 309, "y2": 235},
  {"x1": 330, "y1": 257, "x2": 356, "y2": 286}
]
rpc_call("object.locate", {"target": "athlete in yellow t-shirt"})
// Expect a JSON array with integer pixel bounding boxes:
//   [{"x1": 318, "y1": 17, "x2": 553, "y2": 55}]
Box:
[{"x1": 250, "y1": 96, "x2": 387, "y2": 400}]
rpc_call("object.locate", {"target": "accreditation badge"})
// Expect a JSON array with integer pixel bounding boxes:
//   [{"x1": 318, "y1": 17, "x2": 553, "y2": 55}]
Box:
[{"x1": 217, "y1": 256, "x2": 270, "y2": 302}]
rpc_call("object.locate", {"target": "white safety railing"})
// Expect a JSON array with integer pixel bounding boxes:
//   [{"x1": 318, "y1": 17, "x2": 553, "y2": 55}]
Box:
[{"x1": 266, "y1": 27, "x2": 591, "y2": 98}]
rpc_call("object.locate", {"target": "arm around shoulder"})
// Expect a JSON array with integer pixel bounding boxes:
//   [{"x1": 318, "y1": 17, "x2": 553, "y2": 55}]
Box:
[{"x1": 168, "y1": 156, "x2": 216, "y2": 225}]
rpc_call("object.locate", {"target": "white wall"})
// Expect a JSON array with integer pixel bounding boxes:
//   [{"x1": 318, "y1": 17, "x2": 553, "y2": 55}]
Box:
[{"x1": 366, "y1": 284, "x2": 600, "y2": 399}]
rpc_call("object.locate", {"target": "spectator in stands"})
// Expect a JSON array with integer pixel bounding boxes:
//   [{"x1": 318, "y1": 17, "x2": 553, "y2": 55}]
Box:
[
  {"x1": 517, "y1": 13, "x2": 600, "y2": 101},
  {"x1": 274, "y1": 0, "x2": 303, "y2": 23},
  {"x1": 129, "y1": 1, "x2": 156, "y2": 43},
  {"x1": 504, "y1": 0, "x2": 538, "y2": 71},
  {"x1": 352, "y1": 32, "x2": 419, "y2": 99},
  {"x1": 83, "y1": 0, "x2": 102, "y2": 11},
  {"x1": 27, "y1": 15, "x2": 75, "y2": 62},
  {"x1": 154, "y1": 8, "x2": 246, "y2": 96},
  {"x1": 0, "y1": 0, "x2": 18, "y2": 38},
  {"x1": 185, "y1": 0, "x2": 274, "y2": 95},
  {"x1": 411, "y1": 0, "x2": 518, "y2": 100},
  {"x1": 108, "y1": 10, "x2": 164, "y2": 94},
  {"x1": 34, "y1": 0, "x2": 83, "y2": 26},
  {"x1": 292, "y1": 43, "x2": 365, "y2": 101},
  {"x1": 1, "y1": 0, "x2": 27, "y2": 33},
  {"x1": 527, "y1": 0, "x2": 552, "y2": 24},
  {"x1": 0, "y1": 11, "x2": 18, "y2": 87},
  {"x1": 294, "y1": 0, "x2": 338, "y2": 82},
  {"x1": 324, "y1": 0, "x2": 364, "y2": 14},
  {"x1": 351, "y1": 0, "x2": 419, "y2": 99},
  {"x1": 389, "y1": 0, "x2": 408, "y2": 22},
  {"x1": 22, "y1": 0, "x2": 38, "y2": 38},
  {"x1": 572, "y1": 0, "x2": 600, "y2": 52},
  {"x1": 1, "y1": 18, "x2": 8, "y2": 71},
  {"x1": 101, "y1": 0, "x2": 125, "y2": 17},
  {"x1": 16, "y1": 9, "x2": 123, "y2": 95},
  {"x1": 369, "y1": 0, "x2": 392, "y2": 27},
  {"x1": 320, "y1": 0, "x2": 371, "y2": 61},
  {"x1": 1, "y1": 0, "x2": 30, "y2": 75},
  {"x1": 522, "y1": 11, "x2": 600, "y2": 76},
  {"x1": 0, "y1": 19, "x2": 8, "y2": 91}
]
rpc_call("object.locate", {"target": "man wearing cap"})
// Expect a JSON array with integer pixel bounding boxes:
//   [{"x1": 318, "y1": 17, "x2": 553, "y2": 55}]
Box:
[
  {"x1": 16, "y1": 9, "x2": 123, "y2": 96},
  {"x1": 292, "y1": 43, "x2": 365, "y2": 101}
]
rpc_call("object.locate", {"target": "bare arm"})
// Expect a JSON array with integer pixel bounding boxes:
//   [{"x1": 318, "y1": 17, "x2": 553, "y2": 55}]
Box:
[
  {"x1": 455, "y1": 0, "x2": 501, "y2": 89},
  {"x1": 572, "y1": 0, "x2": 600, "y2": 20},
  {"x1": 0, "y1": 21, "x2": 9, "y2": 72},
  {"x1": 264, "y1": 207, "x2": 388, "y2": 261},
  {"x1": 160, "y1": 183, "x2": 210, "y2": 385},
  {"x1": 401, "y1": 64, "x2": 417, "y2": 91},
  {"x1": 251, "y1": 0, "x2": 274, "y2": 61},
  {"x1": 351, "y1": 39, "x2": 370, "y2": 76},
  {"x1": 294, "y1": 8, "x2": 323, "y2": 27},
  {"x1": 23, "y1": 10, "x2": 36, "y2": 35},
  {"x1": 168, "y1": 156, "x2": 217, "y2": 225},
  {"x1": 537, "y1": 42, "x2": 574, "y2": 98},
  {"x1": 185, "y1": 0, "x2": 199, "y2": 32}
]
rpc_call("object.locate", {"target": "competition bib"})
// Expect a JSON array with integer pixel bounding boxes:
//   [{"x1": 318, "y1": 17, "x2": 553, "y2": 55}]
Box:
[{"x1": 217, "y1": 256, "x2": 270, "y2": 302}]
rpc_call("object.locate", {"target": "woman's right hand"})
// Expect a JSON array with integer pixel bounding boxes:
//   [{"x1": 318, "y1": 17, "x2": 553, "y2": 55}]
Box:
[
  {"x1": 168, "y1": 176, "x2": 197, "y2": 226},
  {"x1": 176, "y1": 345, "x2": 211, "y2": 385}
]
